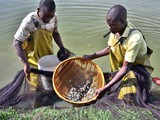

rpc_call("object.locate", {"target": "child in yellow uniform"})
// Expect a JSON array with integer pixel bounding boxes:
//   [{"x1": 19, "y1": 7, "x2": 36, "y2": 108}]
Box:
[
  {"x1": 83, "y1": 5, "x2": 154, "y2": 106},
  {"x1": 13, "y1": 0, "x2": 70, "y2": 88}
]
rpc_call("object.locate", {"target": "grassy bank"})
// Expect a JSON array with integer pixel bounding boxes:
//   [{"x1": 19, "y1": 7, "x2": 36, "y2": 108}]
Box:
[{"x1": 0, "y1": 106, "x2": 157, "y2": 120}]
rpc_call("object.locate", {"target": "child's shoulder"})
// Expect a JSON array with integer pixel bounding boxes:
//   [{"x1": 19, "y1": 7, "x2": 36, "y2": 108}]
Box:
[
  {"x1": 23, "y1": 11, "x2": 37, "y2": 21},
  {"x1": 20, "y1": 11, "x2": 38, "y2": 30},
  {"x1": 21, "y1": 11, "x2": 38, "y2": 25}
]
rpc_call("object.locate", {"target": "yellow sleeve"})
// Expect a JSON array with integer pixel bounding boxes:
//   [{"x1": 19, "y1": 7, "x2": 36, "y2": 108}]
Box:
[
  {"x1": 108, "y1": 33, "x2": 115, "y2": 47},
  {"x1": 125, "y1": 33, "x2": 142, "y2": 63}
]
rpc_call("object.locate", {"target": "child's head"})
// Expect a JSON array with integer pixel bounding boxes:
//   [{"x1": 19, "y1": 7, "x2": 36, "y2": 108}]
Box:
[
  {"x1": 38, "y1": 0, "x2": 56, "y2": 23},
  {"x1": 106, "y1": 5, "x2": 127, "y2": 34}
]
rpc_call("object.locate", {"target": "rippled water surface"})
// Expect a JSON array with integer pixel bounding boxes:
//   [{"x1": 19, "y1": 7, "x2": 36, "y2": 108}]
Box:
[{"x1": 0, "y1": 0, "x2": 160, "y2": 91}]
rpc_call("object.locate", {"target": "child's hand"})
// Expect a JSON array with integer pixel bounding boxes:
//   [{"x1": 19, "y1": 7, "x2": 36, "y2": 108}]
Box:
[
  {"x1": 95, "y1": 86, "x2": 108, "y2": 99},
  {"x1": 83, "y1": 55, "x2": 92, "y2": 60},
  {"x1": 57, "y1": 47, "x2": 75, "y2": 61},
  {"x1": 95, "y1": 87, "x2": 104, "y2": 97},
  {"x1": 83, "y1": 53, "x2": 96, "y2": 60},
  {"x1": 24, "y1": 63, "x2": 31, "y2": 80}
]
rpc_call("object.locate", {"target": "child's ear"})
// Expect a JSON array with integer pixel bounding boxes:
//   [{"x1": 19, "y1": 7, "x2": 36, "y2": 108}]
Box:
[
  {"x1": 37, "y1": 8, "x2": 40, "y2": 16},
  {"x1": 120, "y1": 19, "x2": 124, "y2": 24},
  {"x1": 37, "y1": 8, "x2": 40, "y2": 12},
  {"x1": 120, "y1": 19, "x2": 126, "y2": 24}
]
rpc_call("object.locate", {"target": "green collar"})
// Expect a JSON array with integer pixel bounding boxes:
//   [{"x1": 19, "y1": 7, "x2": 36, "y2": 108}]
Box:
[
  {"x1": 121, "y1": 21, "x2": 135, "y2": 38},
  {"x1": 114, "y1": 21, "x2": 136, "y2": 46}
]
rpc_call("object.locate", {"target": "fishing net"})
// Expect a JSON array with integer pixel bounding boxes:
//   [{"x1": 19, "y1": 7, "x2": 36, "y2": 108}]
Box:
[
  {"x1": 0, "y1": 70, "x2": 25, "y2": 108},
  {"x1": 0, "y1": 50, "x2": 75, "y2": 109},
  {"x1": 89, "y1": 65, "x2": 160, "y2": 119},
  {"x1": 0, "y1": 57, "x2": 160, "y2": 119},
  {"x1": 0, "y1": 69, "x2": 66, "y2": 109}
]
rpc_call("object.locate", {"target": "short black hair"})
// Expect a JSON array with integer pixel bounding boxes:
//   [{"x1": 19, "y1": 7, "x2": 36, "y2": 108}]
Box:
[
  {"x1": 107, "y1": 5, "x2": 127, "y2": 22},
  {"x1": 39, "y1": 0, "x2": 56, "y2": 12}
]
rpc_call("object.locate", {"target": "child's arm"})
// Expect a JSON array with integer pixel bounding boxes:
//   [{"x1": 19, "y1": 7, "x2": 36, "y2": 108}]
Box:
[
  {"x1": 13, "y1": 39, "x2": 30, "y2": 78},
  {"x1": 13, "y1": 14, "x2": 33, "y2": 78},
  {"x1": 52, "y1": 27, "x2": 64, "y2": 49},
  {"x1": 83, "y1": 46, "x2": 110, "y2": 60},
  {"x1": 52, "y1": 14, "x2": 64, "y2": 49}
]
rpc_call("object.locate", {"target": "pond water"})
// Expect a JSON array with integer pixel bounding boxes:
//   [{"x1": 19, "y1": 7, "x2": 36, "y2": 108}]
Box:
[{"x1": 0, "y1": 0, "x2": 160, "y2": 92}]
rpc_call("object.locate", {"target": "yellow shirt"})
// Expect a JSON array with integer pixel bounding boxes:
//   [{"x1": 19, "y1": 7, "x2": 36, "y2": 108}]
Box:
[
  {"x1": 108, "y1": 21, "x2": 153, "y2": 73},
  {"x1": 108, "y1": 22, "x2": 147, "y2": 63}
]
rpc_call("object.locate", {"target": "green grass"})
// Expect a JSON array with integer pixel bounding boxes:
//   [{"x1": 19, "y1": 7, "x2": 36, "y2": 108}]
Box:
[{"x1": 0, "y1": 106, "x2": 157, "y2": 120}]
